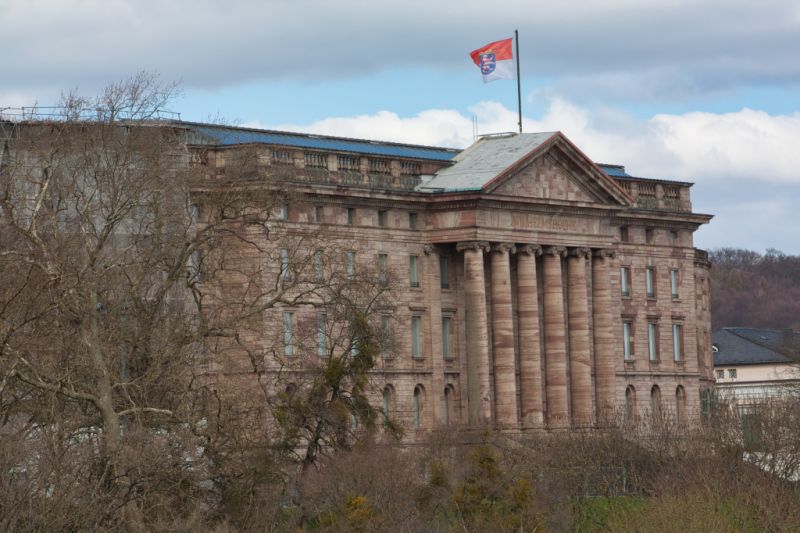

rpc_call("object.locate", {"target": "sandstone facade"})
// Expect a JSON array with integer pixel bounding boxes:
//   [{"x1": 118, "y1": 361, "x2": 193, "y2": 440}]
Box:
[{"x1": 192, "y1": 126, "x2": 715, "y2": 434}]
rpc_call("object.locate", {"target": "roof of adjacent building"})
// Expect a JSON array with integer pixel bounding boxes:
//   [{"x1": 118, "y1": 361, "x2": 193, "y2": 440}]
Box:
[
  {"x1": 179, "y1": 122, "x2": 461, "y2": 162},
  {"x1": 713, "y1": 327, "x2": 800, "y2": 366}
]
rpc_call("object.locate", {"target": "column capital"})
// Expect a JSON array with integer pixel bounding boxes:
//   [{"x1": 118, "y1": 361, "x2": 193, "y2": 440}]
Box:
[
  {"x1": 456, "y1": 241, "x2": 491, "y2": 253},
  {"x1": 516, "y1": 244, "x2": 543, "y2": 256},
  {"x1": 568, "y1": 247, "x2": 592, "y2": 259},
  {"x1": 593, "y1": 248, "x2": 616, "y2": 260},
  {"x1": 491, "y1": 242, "x2": 516, "y2": 254},
  {"x1": 542, "y1": 245, "x2": 567, "y2": 258}
]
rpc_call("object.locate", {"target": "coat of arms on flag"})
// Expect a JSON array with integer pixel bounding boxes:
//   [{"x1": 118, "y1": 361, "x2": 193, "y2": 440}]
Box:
[{"x1": 470, "y1": 38, "x2": 514, "y2": 83}]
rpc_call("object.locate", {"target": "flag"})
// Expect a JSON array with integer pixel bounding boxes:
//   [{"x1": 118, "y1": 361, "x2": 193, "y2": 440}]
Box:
[{"x1": 469, "y1": 38, "x2": 514, "y2": 83}]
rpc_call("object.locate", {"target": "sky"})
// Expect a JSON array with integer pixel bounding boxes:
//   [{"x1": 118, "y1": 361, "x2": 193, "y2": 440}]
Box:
[{"x1": 2, "y1": 0, "x2": 799, "y2": 253}]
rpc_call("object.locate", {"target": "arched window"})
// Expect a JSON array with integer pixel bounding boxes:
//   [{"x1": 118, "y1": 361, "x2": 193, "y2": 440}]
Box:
[
  {"x1": 625, "y1": 385, "x2": 636, "y2": 422},
  {"x1": 675, "y1": 385, "x2": 686, "y2": 423},
  {"x1": 650, "y1": 385, "x2": 662, "y2": 419},
  {"x1": 413, "y1": 385, "x2": 424, "y2": 429}
]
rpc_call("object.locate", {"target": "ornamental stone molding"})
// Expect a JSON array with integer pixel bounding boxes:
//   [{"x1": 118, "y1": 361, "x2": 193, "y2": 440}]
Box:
[
  {"x1": 491, "y1": 242, "x2": 516, "y2": 254},
  {"x1": 423, "y1": 243, "x2": 434, "y2": 255},
  {"x1": 593, "y1": 248, "x2": 616, "y2": 259},
  {"x1": 516, "y1": 244, "x2": 543, "y2": 256},
  {"x1": 568, "y1": 247, "x2": 592, "y2": 259},
  {"x1": 456, "y1": 241, "x2": 491, "y2": 253},
  {"x1": 542, "y1": 245, "x2": 567, "y2": 258}
]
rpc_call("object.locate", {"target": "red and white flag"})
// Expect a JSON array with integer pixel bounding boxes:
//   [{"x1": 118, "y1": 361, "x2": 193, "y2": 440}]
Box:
[{"x1": 469, "y1": 38, "x2": 514, "y2": 83}]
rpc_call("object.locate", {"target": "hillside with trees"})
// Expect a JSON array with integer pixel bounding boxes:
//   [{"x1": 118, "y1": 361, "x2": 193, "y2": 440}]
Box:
[{"x1": 709, "y1": 248, "x2": 800, "y2": 331}]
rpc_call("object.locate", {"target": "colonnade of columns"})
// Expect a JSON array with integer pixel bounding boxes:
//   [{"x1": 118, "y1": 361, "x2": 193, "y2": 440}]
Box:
[{"x1": 455, "y1": 241, "x2": 616, "y2": 428}]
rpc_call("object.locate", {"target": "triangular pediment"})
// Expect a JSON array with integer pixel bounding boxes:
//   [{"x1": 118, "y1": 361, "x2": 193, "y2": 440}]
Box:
[
  {"x1": 483, "y1": 133, "x2": 633, "y2": 206},
  {"x1": 419, "y1": 132, "x2": 633, "y2": 206}
]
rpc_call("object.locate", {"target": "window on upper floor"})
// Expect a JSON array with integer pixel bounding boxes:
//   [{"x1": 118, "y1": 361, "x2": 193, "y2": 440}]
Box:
[
  {"x1": 648, "y1": 322, "x2": 659, "y2": 361},
  {"x1": 439, "y1": 255, "x2": 449, "y2": 289},
  {"x1": 409, "y1": 255, "x2": 419, "y2": 287},
  {"x1": 621, "y1": 267, "x2": 631, "y2": 297},
  {"x1": 378, "y1": 209, "x2": 387, "y2": 227},
  {"x1": 283, "y1": 311, "x2": 294, "y2": 357},
  {"x1": 728, "y1": 368, "x2": 737, "y2": 379},
  {"x1": 673, "y1": 323, "x2": 684, "y2": 362},
  {"x1": 442, "y1": 316, "x2": 452, "y2": 359},
  {"x1": 716, "y1": 369, "x2": 725, "y2": 379},
  {"x1": 314, "y1": 206, "x2": 323, "y2": 223},
  {"x1": 623, "y1": 321, "x2": 634, "y2": 360},
  {"x1": 411, "y1": 316, "x2": 422, "y2": 358},
  {"x1": 409, "y1": 212, "x2": 418, "y2": 230},
  {"x1": 646, "y1": 267, "x2": 656, "y2": 298},
  {"x1": 620, "y1": 226, "x2": 629, "y2": 242},
  {"x1": 671, "y1": 269, "x2": 680, "y2": 299},
  {"x1": 645, "y1": 227, "x2": 655, "y2": 244},
  {"x1": 378, "y1": 253, "x2": 388, "y2": 286},
  {"x1": 346, "y1": 251, "x2": 356, "y2": 279},
  {"x1": 346, "y1": 207, "x2": 355, "y2": 225}
]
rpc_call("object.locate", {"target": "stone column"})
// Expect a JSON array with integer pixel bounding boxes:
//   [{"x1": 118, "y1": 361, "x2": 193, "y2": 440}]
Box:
[
  {"x1": 490, "y1": 242, "x2": 517, "y2": 427},
  {"x1": 567, "y1": 247, "x2": 593, "y2": 426},
  {"x1": 457, "y1": 241, "x2": 492, "y2": 425},
  {"x1": 542, "y1": 245, "x2": 569, "y2": 426},
  {"x1": 592, "y1": 249, "x2": 616, "y2": 423},
  {"x1": 424, "y1": 244, "x2": 445, "y2": 426},
  {"x1": 516, "y1": 244, "x2": 544, "y2": 426}
]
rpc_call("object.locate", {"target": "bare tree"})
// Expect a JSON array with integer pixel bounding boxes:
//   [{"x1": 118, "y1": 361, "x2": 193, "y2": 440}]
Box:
[{"x1": 0, "y1": 73, "x2": 396, "y2": 529}]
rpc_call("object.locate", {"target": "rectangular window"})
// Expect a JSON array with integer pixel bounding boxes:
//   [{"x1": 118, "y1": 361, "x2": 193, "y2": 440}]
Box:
[
  {"x1": 716, "y1": 369, "x2": 725, "y2": 379},
  {"x1": 409, "y1": 255, "x2": 419, "y2": 287},
  {"x1": 673, "y1": 323, "x2": 683, "y2": 361},
  {"x1": 409, "y1": 212, "x2": 418, "y2": 229},
  {"x1": 314, "y1": 250, "x2": 323, "y2": 281},
  {"x1": 646, "y1": 267, "x2": 656, "y2": 298},
  {"x1": 314, "y1": 206, "x2": 323, "y2": 223},
  {"x1": 279, "y1": 203, "x2": 288, "y2": 220},
  {"x1": 439, "y1": 255, "x2": 449, "y2": 289},
  {"x1": 378, "y1": 253, "x2": 388, "y2": 286},
  {"x1": 346, "y1": 251, "x2": 355, "y2": 279},
  {"x1": 442, "y1": 316, "x2": 451, "y2": 359},
  {"x1": 648, "y1": 322, "x2": 658, "y2": 361},
  {"x1": 620, "y1": 226, "x2": 629, "y2": 242},
  {"x1": 280, "y1": 248, "x2": 290, "y2": 280},
  {"x1": 728, "y1": 368, "x2": 737, "y2": 379},
  {"x1": 670, "y1": 269, "x2": 679, "y2": 299},
  {"x1": 623, "y1": 321, "x2": 633, "y2": 360},
  {"x1": 317, "y1": 312, "x2": 327, "y2": 358},
  {"x1": 283, "y1": 311, "x2": 294, "y2": 357},
  {"x1": 381, "y1": 315, "x2": 391, "y2": 358},
  {"x1": 411, "y1": 315, "x2": 422, "y2": 358},
  {"x1": 378, "y1": 210, "x2": 387, "y2": 227},
  {"x1": 645, "y1": 228, "x2": 654, "y2": 244},
  {"x1": 346, "y1": 207, "x2": 355, "y2": 225},
  {"x1": 621, "y1": 267, "x2": 631, "y2": 297}
]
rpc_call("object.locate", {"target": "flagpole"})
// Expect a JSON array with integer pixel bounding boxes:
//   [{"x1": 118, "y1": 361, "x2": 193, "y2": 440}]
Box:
[{"x1": 515, "y1": 29, "x2": 522, "y2": 133}]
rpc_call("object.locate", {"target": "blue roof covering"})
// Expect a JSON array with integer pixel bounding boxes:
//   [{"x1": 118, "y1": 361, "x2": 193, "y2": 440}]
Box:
[
  {"x1": 182, "y1": 123, "x2": 460, "y2": 162},
  {"x1": 597, "y1": 164, "x2": 631, "y2": 177}
]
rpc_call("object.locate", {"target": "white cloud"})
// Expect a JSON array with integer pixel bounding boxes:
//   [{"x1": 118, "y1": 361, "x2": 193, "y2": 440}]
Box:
[{"x1": 273, "y1": 98, "x2": 800, "y2": 183}]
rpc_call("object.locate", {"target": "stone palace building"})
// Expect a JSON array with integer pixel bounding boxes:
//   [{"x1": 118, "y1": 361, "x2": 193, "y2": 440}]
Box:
[{"x1": 186, "y1": 123, "x2": 715, "y2": 431}]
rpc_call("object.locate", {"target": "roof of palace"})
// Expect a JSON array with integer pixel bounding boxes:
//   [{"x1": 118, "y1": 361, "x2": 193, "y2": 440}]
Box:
[{"x1": 713, "y1": 327, "x2": 800, "y2": 366}]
